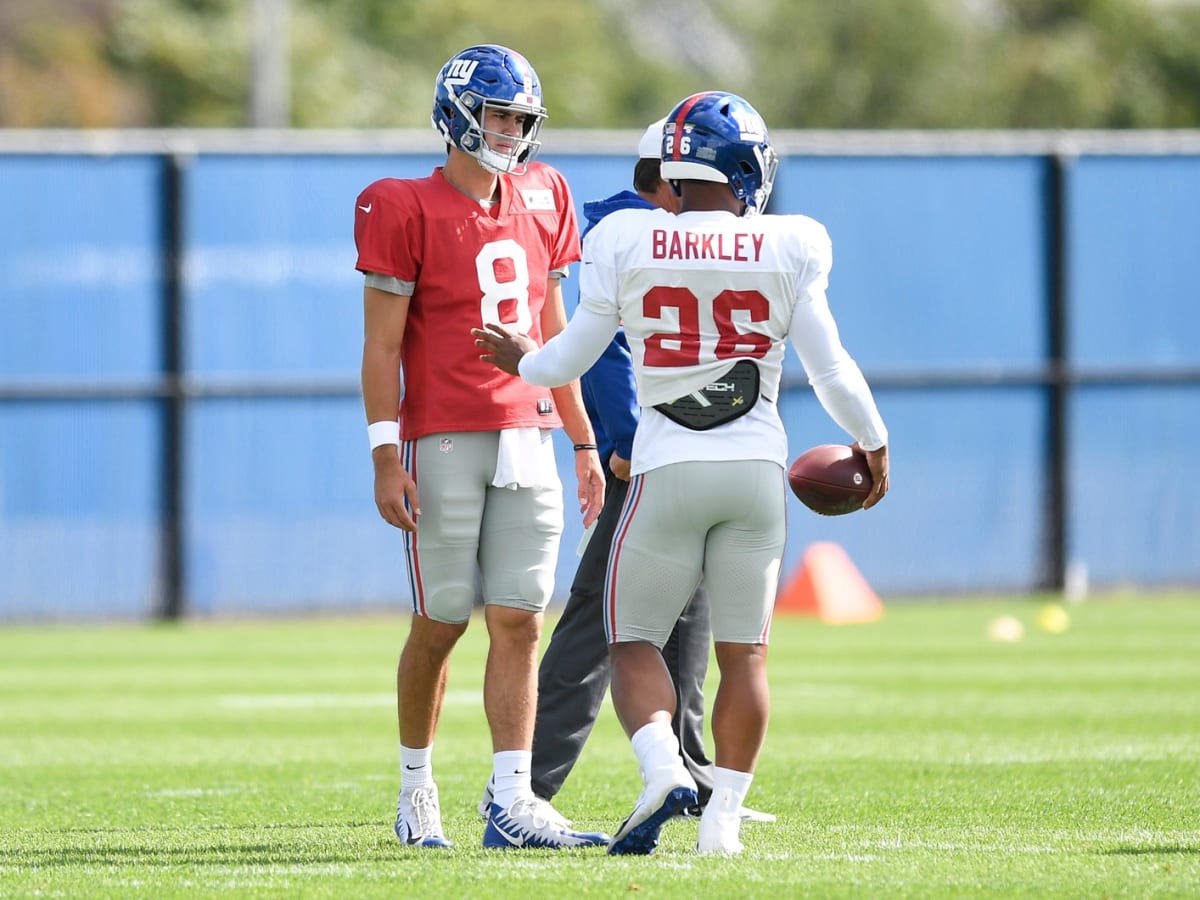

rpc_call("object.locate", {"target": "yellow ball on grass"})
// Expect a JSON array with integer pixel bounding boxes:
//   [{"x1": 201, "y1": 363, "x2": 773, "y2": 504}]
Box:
[{"x1": 1036, "y1": 603, "x2": 1070, "y2": 634}]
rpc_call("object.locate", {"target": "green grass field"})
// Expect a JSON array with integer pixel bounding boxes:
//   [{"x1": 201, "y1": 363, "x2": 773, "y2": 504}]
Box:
[{"x1": 1, "y1": 594, "x2": 1198, "y2": 898}]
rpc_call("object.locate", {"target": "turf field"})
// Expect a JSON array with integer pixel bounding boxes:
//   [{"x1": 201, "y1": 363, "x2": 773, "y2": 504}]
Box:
[{"x1": 1, "y1": 594, "x2": 1197, "y2": 898}]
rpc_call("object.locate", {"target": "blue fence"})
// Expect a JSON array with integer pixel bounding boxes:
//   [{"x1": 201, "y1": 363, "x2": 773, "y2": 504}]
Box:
[{"x1": 1, "y1": 130, "x2": 1198, "y2": 620}]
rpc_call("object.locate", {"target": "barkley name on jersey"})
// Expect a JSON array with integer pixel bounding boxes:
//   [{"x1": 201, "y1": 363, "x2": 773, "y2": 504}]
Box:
[{"x1": 577, "y1": 206, "x2": 832, "y2": 411}]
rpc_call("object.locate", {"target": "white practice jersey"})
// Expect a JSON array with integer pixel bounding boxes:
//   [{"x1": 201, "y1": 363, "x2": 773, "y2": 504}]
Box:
[{"x1": 569, "y1": 206, "x2": 886, "y2": 475}]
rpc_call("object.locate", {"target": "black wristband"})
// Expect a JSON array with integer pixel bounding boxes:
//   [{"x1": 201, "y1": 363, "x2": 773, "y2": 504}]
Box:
[{"x1": 573, "y1": 443, "x2": 598, "y2": 452}]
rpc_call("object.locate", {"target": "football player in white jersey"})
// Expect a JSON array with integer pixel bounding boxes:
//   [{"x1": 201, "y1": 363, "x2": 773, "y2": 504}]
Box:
[{"x1": 474, "y1": 91, "x2": 889, "y2": 856}]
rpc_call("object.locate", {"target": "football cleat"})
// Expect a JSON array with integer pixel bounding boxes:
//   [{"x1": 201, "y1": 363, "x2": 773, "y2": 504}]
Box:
[
  {"x1": 477, "y1": 777, "x2": 494, "y2": 822},
  {"x1": 482, "y1": 797, "x2": 609, "y2": 850},
  {"x1": 738, "y1": 805, "x2": 777, "y2": 824},
  {"x1": 682, "y1": 802, "x2": 777, "y2": 823},
  {"x1": 608, "y1": 767, "x2": 699, "y2": 856},
  {"x1": 477, "y1": 777, "x2": 572, "y2": 826},
  {"x1": 394, "y1": 784, "x2": 452, "y2": 848},
  {"x1": 696, "y1": 787, "x2": 745, "y2": 855}
]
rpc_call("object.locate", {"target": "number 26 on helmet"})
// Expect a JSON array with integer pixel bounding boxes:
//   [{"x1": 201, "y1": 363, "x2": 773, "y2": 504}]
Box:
[{"x1": 660, "y1": 91, "x2": 778, "y2": 215}]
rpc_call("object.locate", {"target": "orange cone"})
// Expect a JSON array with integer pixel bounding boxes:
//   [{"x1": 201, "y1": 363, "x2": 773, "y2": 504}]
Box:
[{"x1": 775, "y1": 541, "x2": 883, "y2": 624}]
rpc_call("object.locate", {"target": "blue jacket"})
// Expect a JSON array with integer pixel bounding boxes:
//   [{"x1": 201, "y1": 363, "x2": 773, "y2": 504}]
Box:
[{"x1": 579, "y1": 191, "x2": 652, "y2": 473}]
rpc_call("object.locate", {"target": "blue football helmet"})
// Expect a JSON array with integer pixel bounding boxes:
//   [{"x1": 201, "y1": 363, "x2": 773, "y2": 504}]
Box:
[
  {"x1": 660, "y1": 92, "x2": 778, "y2": 215},
  {"x1": 431, "y1": 45, "x2": 547, "y2": 175}
]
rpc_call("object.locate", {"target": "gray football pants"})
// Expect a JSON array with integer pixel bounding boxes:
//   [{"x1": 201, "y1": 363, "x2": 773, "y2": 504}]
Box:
[{"x1": 531, "y1": 472, "x2": 715, "y2": 807}]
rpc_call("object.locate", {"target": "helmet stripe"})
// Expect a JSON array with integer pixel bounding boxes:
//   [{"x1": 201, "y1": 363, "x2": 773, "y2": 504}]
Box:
[
  {"x1": 670, "y1": 92, "x2": 716, "y2": 161},
  {"x1": 510, "y1": 50, "x2": 534, "y2": 95}
]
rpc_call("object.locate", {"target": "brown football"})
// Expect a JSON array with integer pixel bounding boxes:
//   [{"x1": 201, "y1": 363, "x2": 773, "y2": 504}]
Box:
[{"x1": 787, "y1": 444, "x2": 873, "y2": 516}]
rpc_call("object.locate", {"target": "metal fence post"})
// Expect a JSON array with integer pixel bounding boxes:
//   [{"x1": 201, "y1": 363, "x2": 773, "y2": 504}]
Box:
[
  {"x1": 160, "y1": 153, "x2": 188, "y2": 619},
  {"x1": 1040, "y1": 151, "x2": 1072, "y2": 593}
]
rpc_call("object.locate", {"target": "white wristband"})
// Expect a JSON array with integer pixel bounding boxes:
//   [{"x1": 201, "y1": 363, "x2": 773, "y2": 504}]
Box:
[{"x1": 368, "y1": 420, "x2": 400, "y2": 450}]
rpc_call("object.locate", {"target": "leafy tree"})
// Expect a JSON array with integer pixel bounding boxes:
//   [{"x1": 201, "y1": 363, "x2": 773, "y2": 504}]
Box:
[
  {"x1": 0, "y1": 1, "x2": 143, "y2": 126},
  {"x1": 970, "y1": 0, "x2": 1200, "y2": 127},
  {"x1": 1, "y1": 0, "x2": 1199, "y2": 129},
  {"x1": 733, "y1": 0, "x2": 988, "y2": 128}
]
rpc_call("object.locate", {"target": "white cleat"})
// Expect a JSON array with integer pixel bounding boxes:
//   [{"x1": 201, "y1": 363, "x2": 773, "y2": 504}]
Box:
[
  {"x1": 696, "y1": 787, "x2": 745, "y2": 855},
  {"x1": 394, "y1": 783, "x2": 452, "y2": 848},
  {"x1": 478, "y1": 778, "x2": 571, "y2": 827},
  {"x1": 738, "y1": 805, "x2": 777, "y2": 823},
  {"x1": 482, "y1": 796, "x2": 608, "y2": 850}
]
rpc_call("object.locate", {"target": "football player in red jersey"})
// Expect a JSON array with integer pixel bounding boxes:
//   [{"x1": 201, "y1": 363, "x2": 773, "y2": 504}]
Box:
[{"x1": 354, "y1": 44, "x2": 608, "y2": 851}]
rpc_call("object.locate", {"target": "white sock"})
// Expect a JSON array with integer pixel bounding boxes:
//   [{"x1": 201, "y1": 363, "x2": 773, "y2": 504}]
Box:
[
  {"x1": 400, "y1": 743, "x2": 433, "y2": 790},
  {"x1": 491, "y1": 750, "x2": 533, "y2": 810},
  {"x1": 709, "y1": 765, "x2": 753, "y2": 813},
  {"x1": 630, "y1": 720, "x2": 682, "y2": 778}
]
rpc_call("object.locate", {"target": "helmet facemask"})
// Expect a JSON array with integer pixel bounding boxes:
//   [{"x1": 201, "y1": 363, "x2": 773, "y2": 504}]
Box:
[
  {"x1": 738, "y1": 144, "x2": 778, "y2": 215},
  {"x1": 453, "y1": 92, "x2": 545, "y2": 175}
]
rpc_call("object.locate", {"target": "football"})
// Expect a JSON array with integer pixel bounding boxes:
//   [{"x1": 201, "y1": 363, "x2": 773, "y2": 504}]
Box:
[{"x1": 787, "y1": 444, "x2": 873, "y2": 516}]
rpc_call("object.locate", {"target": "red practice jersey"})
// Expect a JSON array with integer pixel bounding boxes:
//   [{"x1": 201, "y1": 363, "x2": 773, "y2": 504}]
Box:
[{"x1": 354, "y1": 163, "x2": 581, "y2": 440}]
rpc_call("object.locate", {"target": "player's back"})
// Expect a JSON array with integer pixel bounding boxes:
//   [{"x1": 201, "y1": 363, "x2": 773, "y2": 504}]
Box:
[
  {"x1": 581, "y1": 206, "x2": 831, "y2": 409},
  {"x1": 579, "y1": 206, "x2": 833, "y2": 473}
]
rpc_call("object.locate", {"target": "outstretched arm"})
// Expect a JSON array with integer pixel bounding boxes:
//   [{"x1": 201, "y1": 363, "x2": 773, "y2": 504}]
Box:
[{"x1": 473, "y1": 304, "x2": 619, "y2": 384}]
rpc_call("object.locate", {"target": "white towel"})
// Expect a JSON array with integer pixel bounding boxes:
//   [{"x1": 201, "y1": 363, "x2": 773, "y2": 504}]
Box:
[
  {"x1": 492, "y1": 427, "x2": 560, "y2": 490},
  {"x1": 575, "y1": 519, "x2": 597, "y2": 557}
]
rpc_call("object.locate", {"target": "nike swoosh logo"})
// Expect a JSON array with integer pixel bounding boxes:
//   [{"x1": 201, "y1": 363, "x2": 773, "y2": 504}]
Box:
[
  {"x1": 513, "y1": 769, "x2": 529, "y2": 775},
  {"x1": 359, "y1": 203, "x2": 372, "y2": 213},
  {"x1": 491, "y1": 824, "x2": 524, "y2": 846},
  {"x1": 404, "y1": 764, "x2": 424, "y2": 770}
]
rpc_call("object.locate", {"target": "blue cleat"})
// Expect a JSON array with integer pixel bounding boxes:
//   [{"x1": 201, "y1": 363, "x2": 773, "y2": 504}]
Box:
[{"x1": 608, "y1": 770, "x2": 698, "y2": 856}]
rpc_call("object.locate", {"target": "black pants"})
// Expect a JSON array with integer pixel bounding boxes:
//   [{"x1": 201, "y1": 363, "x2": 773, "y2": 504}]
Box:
[{"x1": 531, "y1": 473, "x2": 715, "y2": 806}]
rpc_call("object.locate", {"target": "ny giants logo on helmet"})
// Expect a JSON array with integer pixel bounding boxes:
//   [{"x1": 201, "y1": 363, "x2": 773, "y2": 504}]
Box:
[
  {"x1": 730, "y1": 108, "x2": 766, "y2": 143},
  {"x1": 443, "y1": 58, "x2": 478, "y2": 86},
  {"x1": 660, "y1": 91, "x2": 777, "y2": 214}
]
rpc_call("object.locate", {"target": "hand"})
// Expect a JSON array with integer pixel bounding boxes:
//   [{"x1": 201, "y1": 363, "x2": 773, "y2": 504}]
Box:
[
  {"x1": 852, "y1": 442, "x2": 889, "y2": 510},
  {"x1": 472, "y1": 323, "x2": 539, "y2": 376},
  {"x1": 575, "y1": 449, "x2": 605, "y2": 528},
  {"x1": 608, "y1": 452, "x2": 631, "y2": 482},
  {"x1": 372, "y1": 448, "x2": 420, "y2": 531}
]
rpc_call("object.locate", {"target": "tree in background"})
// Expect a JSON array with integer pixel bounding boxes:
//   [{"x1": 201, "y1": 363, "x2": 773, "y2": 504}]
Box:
[
  {"x1": 1, "y1": 0, "x2": 1199, "y2": 128},
  {"x1": 734, "y1": 0, "x2": 992, "y2": 128},
  {"x1": 0, "y1": 0, "x2": 145, "y2": 126},
  {"x1": 737, "y1": 0, "x2": 1200, "y2": 128},
  {"x1": 983, "y1": 0, "x2": 1200, "y2": 127}
]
